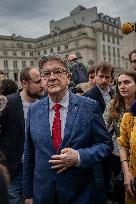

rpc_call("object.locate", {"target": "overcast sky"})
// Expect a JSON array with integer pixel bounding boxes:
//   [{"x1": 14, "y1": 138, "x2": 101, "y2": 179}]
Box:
[{"x1": 0, "y1": 0, "x2": 135, "y2": 38}]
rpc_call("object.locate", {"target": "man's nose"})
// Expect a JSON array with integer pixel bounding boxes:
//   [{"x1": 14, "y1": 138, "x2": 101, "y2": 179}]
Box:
[
  {"x1": 102, "y1": 77, "x2": 107, "y2": 83},
  {"x1": 49, "y1": 72, "x2": 57, "y2": 78}
]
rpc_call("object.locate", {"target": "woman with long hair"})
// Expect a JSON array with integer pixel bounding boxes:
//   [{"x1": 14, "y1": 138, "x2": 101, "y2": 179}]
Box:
[
  {"x1": 118, "y1": 96, "x2": 136, "y2": 203},
  {"x1": 104, "y1": 70, "x2": 136, "y2": 203}
]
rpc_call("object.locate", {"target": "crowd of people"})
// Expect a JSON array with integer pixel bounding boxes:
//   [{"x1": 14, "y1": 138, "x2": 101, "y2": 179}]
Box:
[{"x1": 0, "y1": 50, "x2": 136, "y2": 204}]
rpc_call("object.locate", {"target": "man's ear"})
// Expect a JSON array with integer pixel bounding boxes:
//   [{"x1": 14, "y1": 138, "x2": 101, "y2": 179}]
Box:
[
  {"x1": 21, "y1": 80, "x2": 28, "y2": 87},
  {"x1": 68, "y1": 72, "x2": 72, "y2": 81}
]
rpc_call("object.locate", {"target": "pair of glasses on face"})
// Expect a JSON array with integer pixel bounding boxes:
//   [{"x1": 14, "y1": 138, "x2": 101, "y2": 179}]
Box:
[{"x1": 41, "y1": 68, "x2": 68, "y2": 79}]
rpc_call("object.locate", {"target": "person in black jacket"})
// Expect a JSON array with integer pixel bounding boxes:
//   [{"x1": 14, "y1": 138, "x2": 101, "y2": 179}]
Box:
[
  {"x1": 83, "y1": 62, "x2": 114, "y2": 203},
  {"x1": 0, "y1": 66, "x2": 45, "y2": 204},
  {"x1": 0, "y1": 164, "x2": 9, "y2": 204},
  {"x1": 0, "y1": 151, "x2": 10, "y2": 204}
]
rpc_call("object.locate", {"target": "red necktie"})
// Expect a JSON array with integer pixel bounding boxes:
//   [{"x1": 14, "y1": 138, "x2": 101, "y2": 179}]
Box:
[{"x1": 52, "y1": 103, "x2": 62, "y2": 152}]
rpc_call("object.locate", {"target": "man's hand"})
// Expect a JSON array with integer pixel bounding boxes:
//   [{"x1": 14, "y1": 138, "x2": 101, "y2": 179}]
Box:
[
  {"x1": 48, "y1": 148, "x2": 78, "y2": 173},
  {"x1": 25, "y1": 198, "x2": 33, "y2": 204}
]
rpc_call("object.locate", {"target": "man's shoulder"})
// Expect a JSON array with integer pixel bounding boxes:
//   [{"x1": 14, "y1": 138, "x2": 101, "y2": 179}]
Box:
[
  {"x1": 6, "y1": 92, "x2": 21, "y2": 107},
  {"x1": 83, "y1": 85, "x2": 99, "y2": 97},
  {"x1": 30, "y1": 97, "x2": 47, "y2": 110},
  {"x1": 71, "y1": 92, "x2": 97, "y2": 107},
  {"x1": 6, "y1": 92, "x2": 19, "y2": 101}
]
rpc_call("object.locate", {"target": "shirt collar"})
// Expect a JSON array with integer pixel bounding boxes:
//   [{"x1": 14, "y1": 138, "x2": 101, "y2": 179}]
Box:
[
  {"x1": 96, "y1": 84, "x2": 110, "y2": 95},
  {"x1": 49, "y1": 90, "x2": 69, "y2": 110}
]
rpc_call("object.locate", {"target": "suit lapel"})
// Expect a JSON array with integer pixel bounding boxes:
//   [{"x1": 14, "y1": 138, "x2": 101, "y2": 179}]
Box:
[
  {"x1": 41, "y1": 93, "x2": 78, "y2": 152},
  {"x1": 60, "y1": 92, "x2": 78, "y2": 149},
  {"x1": 41, "y1": 97, "x2": 55, "y2": 152},
  {"x1": 109, "y1": 88, "x2": 114, "y2": 99},
  {"x1": 95, "y1": 86, "x2": 105, "y2": 107}
]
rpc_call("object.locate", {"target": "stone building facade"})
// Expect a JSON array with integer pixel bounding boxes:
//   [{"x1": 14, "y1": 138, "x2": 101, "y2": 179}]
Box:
[{"x1": 0, "y1": 5, "x2": 131, "y2": 81}]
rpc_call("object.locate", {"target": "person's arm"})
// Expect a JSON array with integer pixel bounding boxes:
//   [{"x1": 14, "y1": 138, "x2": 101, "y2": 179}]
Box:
[
  {"x1": 118, "y1": 112, "x2": 135, "y2": 198},
  {"x1": 119, "y1": 147, "x2": 135, "y2": 198},
  {"x1": 23, "y1": 107, "x2": 35, "y2": 200}
]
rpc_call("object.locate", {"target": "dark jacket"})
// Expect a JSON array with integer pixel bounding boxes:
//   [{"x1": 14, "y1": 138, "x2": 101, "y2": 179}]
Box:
[
  {"x1": 83, "y1": 85, "x2": 114, "y2": 114},
  {"x1": 0, "y1": 92, "x2": 25, "y2": 179}
]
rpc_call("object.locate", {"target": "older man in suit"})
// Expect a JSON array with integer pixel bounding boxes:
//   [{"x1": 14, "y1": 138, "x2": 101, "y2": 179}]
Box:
[{"x1": 23, "y1": 54, "x2": 112, "y2": 204}]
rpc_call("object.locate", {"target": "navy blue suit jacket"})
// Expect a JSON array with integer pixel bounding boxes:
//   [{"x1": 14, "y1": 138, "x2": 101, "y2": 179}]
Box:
[
  {"x1": 23, "y1": 92, "x2": 112, "y2": 204},
  {"x1": 83, "y1": 85, "x2": 114, "y2": 114}
]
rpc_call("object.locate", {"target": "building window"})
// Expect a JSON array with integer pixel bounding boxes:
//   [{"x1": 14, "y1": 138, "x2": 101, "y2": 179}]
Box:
[
  {"x1": 13, "y1": 51, "x2": 17, "y2": 56},
  {"x1": 108, "y1": 45, "x2": 111, "y2": 56},
  {"x1": 102, "y1": 34, "x2": 105, "y2": 41},
  {"x1": 102, "y1": 44, "x2": 106, "y2": 55},
  {"x1": 22, "y1": 61, "x2": 26, "y2": 68},
  {"x1": 108, "y1": 35, "x2": 110, "y2": 42},
  {"x1": 13, "y1": 60, "x2": 18, "y2": 68},
  {"x1": 14, "y1": 73, "x2": 18, "y2": 81},
  {"x1": 102, "y1": 23, "x2": 104, "y2": 30},
  {"x1": 50, "y1": 48, "x2": 53, "y2": 53},
  {"x1": 17, "y1": 43, "x2": 23, "y2": 48},
  {"x1": 112, "y1": 37, "x2": 115, "y2": 44},
  {"x1": 117, "y1": 38, "x2": 120, "y2": 45},
  {"x1": 3, "y1": 51, "x2": 8, "y2": 56},
  {"x1": 30, "y1": 61, "x2": 34, "y2": 66},
  {"x1": 107, "y1": 25, "x2": 110, "y2": 31},
  {"x1": 44, "y1": 50, "x2": 47, "y2": 54},
  {"x1": 4, "y1": 60, "x2": 8, "y2": 68},
  {"x1": 30, "y1": 51, "x2": 33, "y2": 56},
  {"x1": 117, "y1": 48, "x2": 120, "y2": 57},
  {"x1": 65, "y1": 44, "x2": 68, "y2": 49},
  {"x1": 57, "y1": 46, "x2": 61, "y2": 51},
  {"x1": 37, "y1": 52, "x2": 40, "y2": 56},
  {"x1": 28, "y1": 44, "x2": 32, "y2": 49},
  {"x1": 118, "y1": 60, "x2": 120, "y2": 68},
  {"x1": 22, "y1": 51, "x2": 25, "y2": 56},
  {"x1": 113, "y1": 59, "x2": 116, "y2": 65},
  {"x1": 113, "y1": 47, "x2": 116, "y2": 57}
]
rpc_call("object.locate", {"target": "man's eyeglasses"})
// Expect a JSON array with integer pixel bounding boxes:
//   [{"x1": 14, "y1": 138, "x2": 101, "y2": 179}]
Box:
[
  {"x1": 41, "y1": 68, "x2": 68, "y2": 79},
  {"x1": 132, "y1": 60, "x2": 136, "y2": 63}
]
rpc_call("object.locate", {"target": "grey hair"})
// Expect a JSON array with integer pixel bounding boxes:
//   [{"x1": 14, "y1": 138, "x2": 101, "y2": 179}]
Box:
[{"x1": 38, "y1": 54, "x2": 69, "y2": 71}]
